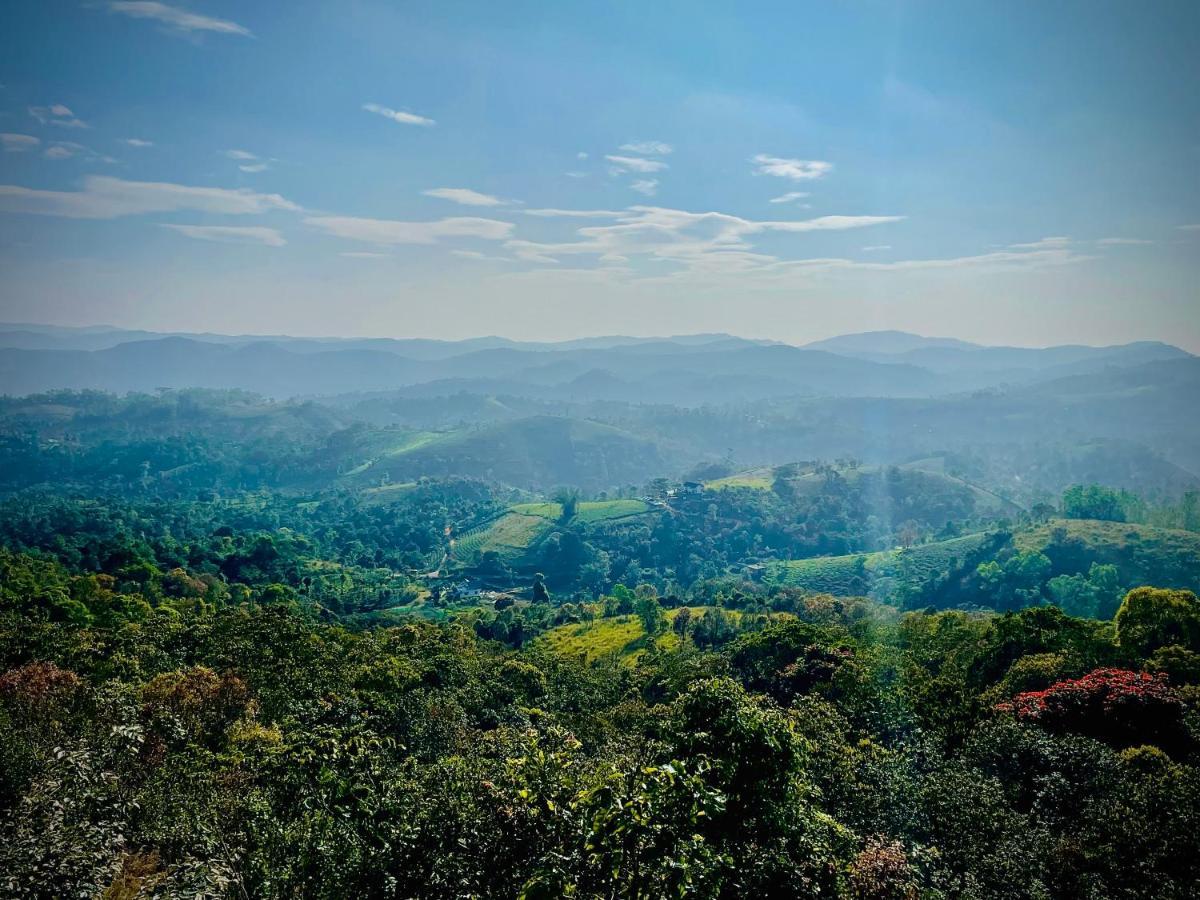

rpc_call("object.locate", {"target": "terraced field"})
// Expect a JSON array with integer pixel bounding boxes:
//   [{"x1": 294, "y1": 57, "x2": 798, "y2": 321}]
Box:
[
  {"x1": 510, "y1": 499, "x2": 653, "y2": 523},
  {"x1": 766, "y1": 532, "x2": 998, "y2": 598},
  {"x1": 450, "y1": 511, "x2": 551, "y2": 564}
]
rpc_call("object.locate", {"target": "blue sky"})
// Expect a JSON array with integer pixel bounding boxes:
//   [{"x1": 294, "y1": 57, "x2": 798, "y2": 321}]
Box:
[{"x1": 1, "y1": 0, "x2": 1198, "y2": 347}]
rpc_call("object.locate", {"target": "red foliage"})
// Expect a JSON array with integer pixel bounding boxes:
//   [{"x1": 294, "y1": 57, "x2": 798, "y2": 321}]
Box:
[
  {"x1": 0, "y1": 661, "x2": 82, "y2": 720},
  {"x1": 997, "y1": 667, "x2": 1186, "y2": 749}
]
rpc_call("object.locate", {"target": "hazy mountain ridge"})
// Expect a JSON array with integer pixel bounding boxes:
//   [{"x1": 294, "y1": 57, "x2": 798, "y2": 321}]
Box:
[{"x1": 0, "y1": 326, "x2": 1188, "y2": 401}]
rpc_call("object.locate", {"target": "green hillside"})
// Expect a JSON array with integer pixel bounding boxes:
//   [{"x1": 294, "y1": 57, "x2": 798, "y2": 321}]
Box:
[
  {"x1": 766, "y1": 532, "x2": 999, "y2": 598},
  {"x1": 451, "y1": 499, "x2": 656, "y2": 567},
  {"x1": 1016, "y1": 518, "x2": 1200, "y2": 591},
  {"x1": 342, "y1": 415, "x2": 666, "y2": 491}
]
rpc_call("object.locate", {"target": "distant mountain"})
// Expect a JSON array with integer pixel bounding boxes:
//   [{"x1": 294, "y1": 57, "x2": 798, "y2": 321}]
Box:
[
  {"x1": 0, "y1": 325, "x2": 1190, "y2": 405},
  {"x1": 803, "y1": 330, "x2": 980, "y2": 354}
]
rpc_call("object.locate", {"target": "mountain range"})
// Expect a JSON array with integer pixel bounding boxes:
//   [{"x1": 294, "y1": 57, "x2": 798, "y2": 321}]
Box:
[{"x1": 0, "y1": 324, "x2": 1189, "y2": 402}]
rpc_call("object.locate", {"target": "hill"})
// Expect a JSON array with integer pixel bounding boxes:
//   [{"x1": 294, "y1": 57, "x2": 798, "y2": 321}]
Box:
[
  {"x1": 342, "y1": 416, "x2": 666, "y2": 491},
  {"x1": 1016, "y1": 518, "x2": 1200, "y2": 592}
]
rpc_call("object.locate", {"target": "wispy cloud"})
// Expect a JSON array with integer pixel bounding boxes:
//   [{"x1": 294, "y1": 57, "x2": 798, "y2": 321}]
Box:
[
  {"x1": 29, "y1": 105, "x2": 88, "y2": 129},
  {"x1": 504, "y1": 205, "x2": 902, "y2": 269},
  {"x1": 1, "y1": 133, "x2": 40, "y2": 152},
  {"x1": 363, "y1": 102, "x2": 435, "y2": 127},
  {"x1": 451, "y1": 249, "x2": 512, "y2": 261},
  {"x1": 1178, "y1": 224, "x2": 1200, "y2": 232},
  {"x1": 43, "y1": 141, "x2": 86, "y2": 160},
  {"x1": 768, "y1": 191, "x2": 810, "y2": 204},
  {"x1": 124, "y1": 138, "x2": 154, "y2": 147},
  {"x1": 861, "y1": 245, "x2": 891, "y2": 252},
  {"x1": 224, "y1": 149, "x2": 258, "y2": 160},
  {"x1": 104, "y1": 2, "x2": 251, "y2": 37},
  {"x1": 1096, "y1": 237, "x2": 1152, "y2": 246},
  {"x1": 239, "y1": 163, "x2": 268, "y2": 173},
  {"x1": 422, "y1": 187, "x2": 504, "y2": 207},
  {"x1": 576, "y1": 151, "x2": 589, "y2": 160},
  {"x1": 341, "y1": 251, "x2": 389, "y2": 259},
  {"x1": 630, "y1": 179, "x2": 658, "y2": 196},
  {"x1": 1009, "y1": 236, "x2": 1070, "y2": 250},
  {"x1": 751, "y1": 155, "x2": 832, "y2": 181},
  {"x1": 0, "y1": 175, "x2": 300, "y2": 218},
  {"x1": 619, "y1": 141, "x2": 672, "y2": 155},
  {"x1": 162, "y1": 224, "x2": 286, "y2": 246},
  {"x1": 522, "y1": 208, "x2": 625, "y2": 218},
  {"x1": 605, "y1": 154, "x2": 668, "y2": 174},
  {"x1": 305, "y1": 215, "x2": 513, "y2": 245}
]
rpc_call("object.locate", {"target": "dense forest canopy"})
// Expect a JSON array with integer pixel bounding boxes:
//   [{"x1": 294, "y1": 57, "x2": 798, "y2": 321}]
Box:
[{"x1": 1, "y1": 366, "x2": 1199, "y2": 897}]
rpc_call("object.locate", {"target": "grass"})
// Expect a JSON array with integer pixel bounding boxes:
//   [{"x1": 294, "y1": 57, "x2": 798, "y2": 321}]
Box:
[
  {"x1": 537, "y1": 607, "x2": 733, "y2": 666},
  {"x1": 359, "y1": 481, "x2": 418, "y2": 503},
  {"x1": 451, "y1": 512, "x2": 552, "y2": 564},
  {"x1": 510, "y1": 499, "x2": 652, "y2": 523},
  {"x1": 706, "y1": 468, "x2": 775, "y2": 491}
]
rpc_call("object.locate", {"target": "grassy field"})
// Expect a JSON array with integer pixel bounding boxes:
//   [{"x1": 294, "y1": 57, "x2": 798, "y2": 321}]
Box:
[
  {"x1": 538, "y1": 608, "x2": 746, "y2": 666},
  {"x1": 766, "y1": 532, "x2": 996, "y2": 597},
  {"x1": 510, "y1": 499, "x2": 652, "y2": 523},
  {"x1": 450, "y1": 500, "x2": 654, "y2": 568},
  {"x1": 706, "y1": 468, "x2": 775, "y2": 490},
  {"x1": 450, "y1": 512, "x2": 551, "y2": 564}
]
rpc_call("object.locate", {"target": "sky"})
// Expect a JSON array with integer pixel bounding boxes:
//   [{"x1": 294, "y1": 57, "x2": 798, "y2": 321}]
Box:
[{"x1": 0, "y1": 0, "x2": 1198, "y2": 349}]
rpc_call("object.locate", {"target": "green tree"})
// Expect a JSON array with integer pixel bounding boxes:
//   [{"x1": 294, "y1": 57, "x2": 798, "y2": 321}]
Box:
[{"x1": 1115, "y1": 587, "x2": 1200, "y2": 657}]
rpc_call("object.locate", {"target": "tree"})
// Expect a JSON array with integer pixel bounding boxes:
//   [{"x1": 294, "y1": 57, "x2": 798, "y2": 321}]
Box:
[
  {"x1": 1061, "y1": 484, "x2": 1126, "y2": 522},
  {"x1": 636, "y1": 595, "x2": 665, "y2": 637},
  {"x1": 1115, "y1": 587, "x2": 1200, "y2": 657},
  {"x1": 672, "y1": 606, "x2": 692, "y2": 636},
  {"x1": 553, "y1": 487, "x2": 580, "y2": 524}
]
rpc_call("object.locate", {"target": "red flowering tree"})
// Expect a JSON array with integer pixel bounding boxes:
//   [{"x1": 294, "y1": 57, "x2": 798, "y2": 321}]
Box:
[{"x1": 997, "y1": 667, "x2": 1187, "y2": 750}]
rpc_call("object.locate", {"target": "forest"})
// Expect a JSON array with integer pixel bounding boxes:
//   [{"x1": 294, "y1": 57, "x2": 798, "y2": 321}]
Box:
[{"x1": 2, "y1": 383, "x2": 1200, "y2": 898}]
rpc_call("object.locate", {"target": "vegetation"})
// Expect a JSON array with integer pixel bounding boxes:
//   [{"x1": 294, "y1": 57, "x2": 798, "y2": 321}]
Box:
[{"x1": 3, "y1": 389, "x2": 1200, "y2": 896}]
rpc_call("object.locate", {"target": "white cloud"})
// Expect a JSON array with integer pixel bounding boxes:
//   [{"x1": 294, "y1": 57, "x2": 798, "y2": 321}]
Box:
[
  {"x1": 522, "y1": 208, "x2": 624, "y2": 218},
  {"x1": 104, "y1": 2, "x2": 251, "y2": 37},
  {"x1": 224, "y1": 149, "x2": 258, "y2": 160},
  {"x1": 630, "y1": 179, "x2": 658, "y2": 196},
  {"x1": 422, "y1": 187, "x2": 504, "y2": 207},
  {"x1": 768, "y1": 191, "x2": 810, "y2": 204},
  {"x1": 341, "y1": 251, "x2": 389, "y2": 259},
  {"x1": 751, "y1": 155, "x2": 832, "y2": 181},
  {"x1": 1009, "y1": 236, "x2": 1070, "y2": 250},
  {"x1": 305, "y1": 215, "x2": 513, "y2": 245},
  {"x1": 363, "y1": 102, "x2": 435, "y2": 127},
  {"x1": 43, "y1": 142, "x2": 85, "y2": 160},
  {"x1": 605, "y1": 154, "x2": 668, "y2": 174},
  {"x1": 162, "y1": 224, "x2": 286, "y2": 247},
  {"x1": 239, "y1": 163, "x2": 269, "y2": 173},
  {"x1": 124, "y1": 138, "x2": 154, "y2": 147},
  {"x1": 861, "y1": 245, "x2": 891, "y2": 251},
  {"x1": 565, "y1": 171, "x2": 588, "y2": 178},
  {"x1": 619, "y1": 141, "x2": 672, "y2": 155},
  {"x1": 1, "y1": 133, "x2": 39, "y2": 152},
  {"x1": 1178, "y1": 224, "x2": 1200, "y2": 232},
  {"x1": 504, "y1": 205, "x2": 902, "y2": 268},
  {"x1": 29, "y1": 105, "x2": 88, "y2": 129},
  {"x1": 576, "y1": 151, "x2": 589, "y2": 160},
  {"x1": 1096, "y1": 237, "x2": 1152, "y2": 246},
  {"x1": 451, "y1": 249, "x2": 512, "y2": 261},
  {"x1": 0, "y1": 175, "x2": 300, "y2": 218}
]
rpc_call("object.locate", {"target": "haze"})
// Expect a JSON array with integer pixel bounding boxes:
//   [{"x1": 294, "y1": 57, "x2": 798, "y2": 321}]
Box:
[{"x1": 1, "y1": 1, "x2": 1198, "y2": 349}]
